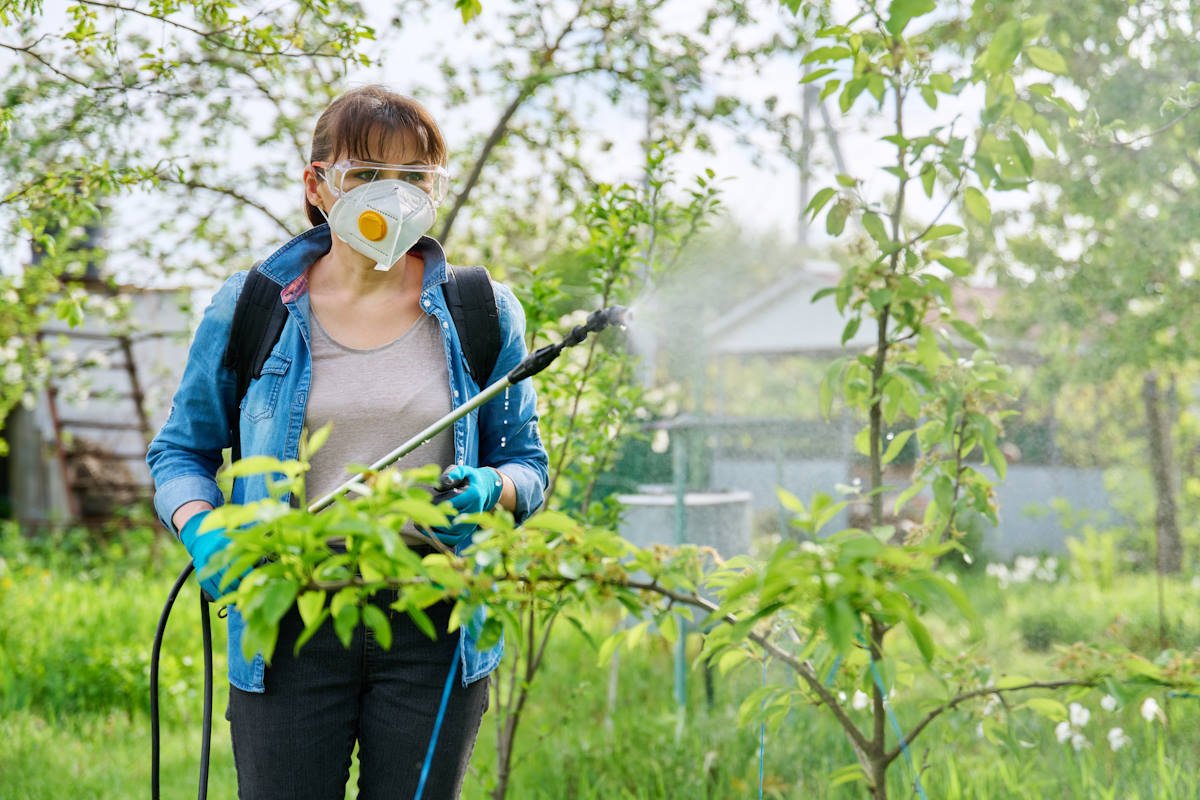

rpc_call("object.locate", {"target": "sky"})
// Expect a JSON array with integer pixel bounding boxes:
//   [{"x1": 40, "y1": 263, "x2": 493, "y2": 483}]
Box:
[
  {"x1": 336, "y1": 0, "x2": 986, "y2": 249},
  {"x1": 1, "y1": 0, "x2": 994, "y2": 286}
]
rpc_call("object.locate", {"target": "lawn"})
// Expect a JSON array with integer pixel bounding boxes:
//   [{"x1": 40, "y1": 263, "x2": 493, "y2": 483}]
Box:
[{"x1": 2, "y1": 524, "x2": 1197, "y2": 798}]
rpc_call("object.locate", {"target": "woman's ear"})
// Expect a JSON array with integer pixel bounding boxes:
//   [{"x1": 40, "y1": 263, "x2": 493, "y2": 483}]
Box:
[{"x1": 302, "y1": 165, "x2": 325, "y2": 210}]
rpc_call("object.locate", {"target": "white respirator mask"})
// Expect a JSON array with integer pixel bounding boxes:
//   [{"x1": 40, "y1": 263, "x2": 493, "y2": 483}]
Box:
[{"x1": 314, "y1": 160, "x2": 449, "y2": 271}]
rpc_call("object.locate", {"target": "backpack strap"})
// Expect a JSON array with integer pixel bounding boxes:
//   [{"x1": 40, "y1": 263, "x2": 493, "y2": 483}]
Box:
[
  {"x1": 222, "y1": 264, "x2": 288, "y2": 461},
  {"x1": 442, "y1": 265, "x2": 501, "y2": 386}
]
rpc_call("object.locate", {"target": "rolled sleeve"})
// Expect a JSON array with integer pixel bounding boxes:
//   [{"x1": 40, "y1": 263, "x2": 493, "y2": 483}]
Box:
[{"x1": 152, "y1": 474, "x2": 227, "y2": 537}]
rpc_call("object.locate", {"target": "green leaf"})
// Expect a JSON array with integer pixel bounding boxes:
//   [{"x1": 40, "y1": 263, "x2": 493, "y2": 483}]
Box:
[
  {"x1": 937, "y1": 256, "x2": 974, "y2": 276},
  {"x1": 862, "y1": 211, "x2": 889, "y2": 246},
  {"x1": 297, "y1": 590, "x2": 325, "y2": 628},
  {"x1": 950, "y1": 319, "x2": 988, "y2": 350},
  {"x1": 562, "y1": 615, "x2": 598, "y2": 651},
  {"x1": 259, "y1": 579, "x2": 299, "y2": 626},
  {"x1": 882, "y1": 430, "x2": 915, "y2": 465},
  {"x1": 885, "y1": 0, "x2": 935, "y2": 35},
  {"x1": 921, "y1": 84, "x2": 937, "y2": 109},
  {"x1": 362, "y1": 604, "x2": 392, "y2": 650},
  {"x1": 454, "y1": 0, "x2": 483, "y2": 23},
  {"x1": 1008, "y1": 131, "x2": 1034, "y2": 176},
  {"x1": 804, "y1": 46, "x2": 852, "y2": 64},
  {"x1": 841, "y1": 316, "x2": 861, "y2": 346},
  {"x1": 475, "y1": 616, "x2": 503, "y2": 651},
  {"x1": 982, "y1": 21, "x2": 1023, "y2": 75},
  {"x1": 293, "y1": 609, "x2": 329, "y2": 656},
  {"x1": 1021, "y1": 697, "x2": 1068, "y2": 721},
  {"x1": 830, "y1": 764, "x2": 866, "y2": 787},
  {"x1": 824, "y1": 598, "x2": 857, "y2": 655},
  {"x1": 904, "y1": 614, "x2": 936, "y2": 663},
  {"x1": 303, "y1": 422, "x2": 332, "y2": 460},
  {"x1": 1025, "y1": 46, "x2": 1068, "y2": 75},
  {"x1": 717, "y1": 648, "x2": 751, "y2": 676},
  {"x1": 923, "y1": 224, "x2": 963, "y2": 240},
  {"x1": 964, "y1": 187, "x2": 991, "y2": 224},
  {"x1": 929, "y1": 73, "x2": 954, "y2": 93},
  {"x1": 840, "y1": 77, "x2": 869, "y2": 113},
  {"x1": 225, "y1": 455, "x2": 287, "y2": 478},
  {"x1": 893, "y1": 481, "x2": 926, "y2": 516},
  {"x1": 826, "y1": 200, "x2": 850, "y2": 236},
  {"x1": 333, "y1": 604, "x2": 360, "y2": 649},
  {"x1": 801, "y1": 67, "x2": 836, "y2": 84},
  {"x1": 776, "y1": 488, "x2": 808, "y2": 517},
  {"x1": 920, "y1": 162, "x2": 936, "y2": 197},
  {"x1": 806, "y1": 187, "x2": 836, "y2": 220},
  {"x1": 811, "y1": 286, "x2": 838, "y2": 303},
  {"x1": 659, "y1": 613, "x2": 679, "y2": 643},
  {"x1": 407, "y1": 607, "x2": 437, "y2": 641},
  {"x1": 982, "y1": 434, "x2": 1007, "y2": 481}
]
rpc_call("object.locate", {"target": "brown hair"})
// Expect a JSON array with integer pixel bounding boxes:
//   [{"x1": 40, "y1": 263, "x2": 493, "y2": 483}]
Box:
[{"x1": 305, "y1": 86, "x2": 447, "y2": 227}]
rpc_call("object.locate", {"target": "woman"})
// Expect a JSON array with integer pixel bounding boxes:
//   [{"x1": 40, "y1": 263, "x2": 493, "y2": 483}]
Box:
[{"x1": 147, "y1": 85, "x2": 549, "y2": 799}]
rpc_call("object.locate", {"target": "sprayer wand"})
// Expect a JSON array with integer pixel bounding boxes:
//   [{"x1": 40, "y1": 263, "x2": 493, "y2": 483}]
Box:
[{"x1": 308, "y1": 305, "x2": 628, "y2": 513}]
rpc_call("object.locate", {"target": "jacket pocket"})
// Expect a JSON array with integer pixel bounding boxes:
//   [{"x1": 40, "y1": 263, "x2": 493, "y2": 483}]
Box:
[{"x1": 241, "y1": 352, "x2": 292, "y2": 421}]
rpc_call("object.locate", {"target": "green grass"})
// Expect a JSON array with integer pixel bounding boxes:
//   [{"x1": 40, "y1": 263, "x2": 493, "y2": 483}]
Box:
[{"x1": 2, "y1": 524, "x2": 1198, "y2": 799}]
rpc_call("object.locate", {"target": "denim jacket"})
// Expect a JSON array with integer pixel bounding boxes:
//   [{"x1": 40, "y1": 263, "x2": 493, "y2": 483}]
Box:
[{"x1": 147, "y1": 224, "x2": 548, "y2": 692}]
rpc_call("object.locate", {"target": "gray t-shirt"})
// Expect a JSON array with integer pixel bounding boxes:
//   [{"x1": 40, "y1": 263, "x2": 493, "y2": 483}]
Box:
[{"x1": 304, "y1": 311, "x2": 454, "y2": 536}]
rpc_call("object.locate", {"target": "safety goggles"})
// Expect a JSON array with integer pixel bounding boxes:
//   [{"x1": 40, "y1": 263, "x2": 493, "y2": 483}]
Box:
[{"x1": 313, "y1": 159, "x2": 451, "y2": 205}]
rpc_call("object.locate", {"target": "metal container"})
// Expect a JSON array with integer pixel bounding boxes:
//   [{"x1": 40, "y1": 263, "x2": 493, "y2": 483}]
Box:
[{"x1": 615, "y1": 487, "x2": 753, "y2": 558}]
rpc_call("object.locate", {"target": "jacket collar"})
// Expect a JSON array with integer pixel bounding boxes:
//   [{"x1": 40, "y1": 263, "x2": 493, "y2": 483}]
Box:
[{"x1": 257, "y1": 224, "x2": 450, "y2": 298}]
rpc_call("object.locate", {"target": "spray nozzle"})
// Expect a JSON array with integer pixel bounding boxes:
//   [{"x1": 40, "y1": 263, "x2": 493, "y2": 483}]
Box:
[{"x1": 586, "y1": 306, "x2": 630, "y2": 333}]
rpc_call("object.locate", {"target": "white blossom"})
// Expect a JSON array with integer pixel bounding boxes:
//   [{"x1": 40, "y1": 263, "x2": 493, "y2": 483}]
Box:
[
  {"x1": 982, "y1": 695, "x2": 1001, "y2": 717},
  {"x1": 1141, "y1": 697, "x2": 1164, "y2": 724},
  {"x1": 3, "y1": 362, "x2": 22, "y2": 384},
  {"x1": 1107, "y1": 727, "x2": 1131, "y2": 752},
  {"x1": 1070, "y1": 732, "x2": 1089, "y2": 752},
  {"x1": 1101, "y1": 695, "x2": 1118, "y2": 712},
  {"x1": 1054, "y1": 721, "x2": 1072, "y2": 743},
  {"x1": 852, "y1": 690, "x2": 870, "y2": 711},
  {"x1": 1069, "y1": 702, "x2": 1090, "y2": 728}
]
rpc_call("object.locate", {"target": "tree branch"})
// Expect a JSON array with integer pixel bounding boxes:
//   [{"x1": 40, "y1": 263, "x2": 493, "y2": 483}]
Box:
[
  {"x1": 78, "y1": 0, "x2": 352, "y2": 60},
  {"x1": 883, "y1": 679, "x2": 1094, "y2": 767},
  {"x1": 1108, "y1": 101, "x2": 1200, "y2": 148},
  {"x1": 157, "y1": 173, "x2": 296, "y2": 236}
]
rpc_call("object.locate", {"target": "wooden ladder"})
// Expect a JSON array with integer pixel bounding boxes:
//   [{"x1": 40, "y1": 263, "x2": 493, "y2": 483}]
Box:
[{"x1": 41, "y1": 327, "x2": 156, "y2": 521}]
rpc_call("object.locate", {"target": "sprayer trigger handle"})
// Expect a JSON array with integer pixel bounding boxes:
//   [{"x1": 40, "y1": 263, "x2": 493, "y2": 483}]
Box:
[{"x1": 430, "y1": 470, "x2": 471, "y2": 505}]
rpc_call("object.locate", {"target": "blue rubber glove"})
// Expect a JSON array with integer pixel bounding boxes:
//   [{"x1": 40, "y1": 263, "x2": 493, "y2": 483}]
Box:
[
  {"x1": 179, "y1": 510, "x2": 238, "y2": 601},
  {"x1": 431, "y1": 465, "x2": 504, "y2": 547}
]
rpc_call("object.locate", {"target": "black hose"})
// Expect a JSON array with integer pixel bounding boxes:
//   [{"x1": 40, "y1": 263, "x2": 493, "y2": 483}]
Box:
[
  {"x1": 152, "y1": 563, "x2": 191, "y2": 799},
  {"x1": 199, "y1": 588, "x2": 213, "y2": 800},
  {"x1": 151, "y1": 562, "x2": 213, "y2": 800}
]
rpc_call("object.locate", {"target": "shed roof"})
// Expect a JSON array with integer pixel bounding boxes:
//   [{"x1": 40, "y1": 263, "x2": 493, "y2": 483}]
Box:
[
  {"x1": 705, "y1": 262, "x2": 1005, "y2": 357},
  {"x1": 705, "y1": 261, "x2": 875, "y2": 356}
]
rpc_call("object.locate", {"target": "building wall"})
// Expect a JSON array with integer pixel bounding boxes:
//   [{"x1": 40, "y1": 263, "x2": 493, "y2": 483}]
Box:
[{"x1": 710, "y1": 456, "x2": 1115, "y2": 560}]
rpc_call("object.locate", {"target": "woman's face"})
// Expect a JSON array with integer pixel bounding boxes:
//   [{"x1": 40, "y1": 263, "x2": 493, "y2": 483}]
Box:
[{"x1": 304, "y1": 131, "x2": 441, "y2": 216}]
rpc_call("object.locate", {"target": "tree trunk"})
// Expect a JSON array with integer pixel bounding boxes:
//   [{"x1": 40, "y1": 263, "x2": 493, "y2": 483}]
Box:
[{"x1": 1142, "y1": 371, "x2": 1182, "y2": 574}]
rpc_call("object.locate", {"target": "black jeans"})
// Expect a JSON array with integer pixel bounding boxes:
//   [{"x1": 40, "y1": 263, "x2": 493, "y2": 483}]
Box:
[{"x1": 226, "y1": 594, "x2": 489, "y2": 800}]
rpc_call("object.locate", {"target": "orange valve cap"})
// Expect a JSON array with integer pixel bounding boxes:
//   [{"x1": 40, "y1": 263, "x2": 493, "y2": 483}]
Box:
[{"x1": 358, "y1": 211, "x2": 388, "y2": 241}]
